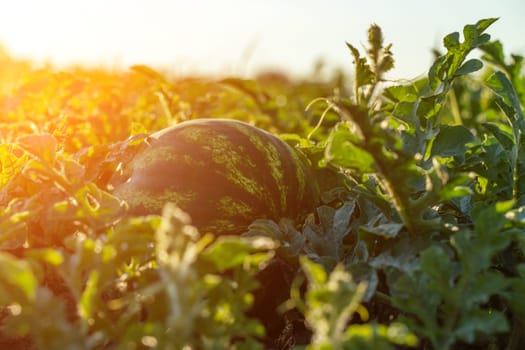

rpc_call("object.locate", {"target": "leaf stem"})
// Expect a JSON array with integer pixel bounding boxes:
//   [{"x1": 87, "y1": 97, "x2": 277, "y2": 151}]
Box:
[{"x1": 448, "y1": 88, "x2": 463, "y2": 125}]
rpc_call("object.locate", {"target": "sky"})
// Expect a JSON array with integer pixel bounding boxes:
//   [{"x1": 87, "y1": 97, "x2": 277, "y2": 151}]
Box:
[{"x1": 0, "y1": 0, "x2": 523, "y2": 80}]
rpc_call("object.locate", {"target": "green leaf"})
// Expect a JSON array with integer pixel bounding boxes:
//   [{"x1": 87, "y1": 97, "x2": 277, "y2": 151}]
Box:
[
  {"x1": 382, "y1": 322, "x2": 419, "y2": 347},
  {"x1": 466, "y1": 272, "x2": 509, "y2": 308},
  {"x1": 347, "y1": 42, "x2": 375, "y2": 88},
  {"x1": 476, "y1": 18, "x2": 498, "y2": 33},
  {"x1": 430, "y1": 125, "x2": 475, "y2": 158},
  {"x1": 303, "y1": 201, "x2": 356, "y2": 265},
  {"x1": 474, "y1": 18, "x2": 499, "y2": 35},
  {"x1": 439, "y1": 185, "x2": 473, "y2": 202},
  {"x1": 482, "y1": 122, "x2": 515, "y2": 150},
  {"x1": 392, "y1": 101, "x2": 415, "y2": 124},
  {"x1": 75, "y1": 183, "x2": 125, "y2": 222},
  {"x1": 25, "y1": 249, "x2": 64, "y2": 266},
  {"x1": 245, "y1": 218, "x2": 305, "y2": 258},
  {"x1": 325, "y1": 125, "x2": 376, "y2": 173},
  {"x1": 300, "y1": 256, "x2": 327, "y2": 285},
  {"x1": 417, "y1": 94, "x2": 443, "y2": 121},
  {"x1": 463, "y1": 18, "x2": 497, "y2": 49},
  {"x1": 0, "y1": 204, "x2": 30, "y2": 250},
  {"x1": 419, "y1": 245, "x2": 460, "y2": 292},
  {"x1": 443, "y1": 32, "x2": 460, "y2": 51},
  {"x1": 486, "y1": 71, "x2": 524, "y2": 127},
  {"x1": 78, "y1": 270, "x2": 99, "y2": 321},
  {"x1": 0, "y1": 144, "x2": 28, "y2": 188},
  {"x1": 16, "y1": 133, "x2": 57, "y2": 164},
  {"x1": 429, "y1": 18, "x2": 497, "y2": 90},
  {"x1": 472, "y1": 200, "x2": 515, "y2": 235},
  {"x1": 346, "y1": 262, "x2": 378, "y2": 301},
  {"x1": 298, "y1": 259, "x2": 370, "y2": 348},
  {"x1": 384, "y1": 85, "x2": 418, "y2": 103},
  {"x1": 0, "y1": 252, "x2": 38, "y2": 303},
  {"x1": 481, "y1": 40, "x2": 506, "y2": 66},
  {"x1": 392, "y1": 271, "x2": 441, "y2": 329},
  {"x1": 201, "y1": 236, "x2": 274, "y2": 272},
  {"x1": 428, "y1": 55, "x2": 448, "y2": 90},
  {"x1": 333, "y1": 200, "x2": 357, "y2": 240},
  {"x1": 370, "y1": 237, "x2": 431, "y2": 274},
  {"x1": 455, "y1": 309, "x2": 508, "y2": 343},
  {"x1": 21, "y1": 158, "x2": 53, "y2": 183},
  {"x1": 344, "y1": 323, "x2": 419, "y2": 348},
  {"x1": 454, "y1": 58, "x2": 483, "y2": 76},
  {"x1": 505, "y1": 275, "x2": 525, "y2": 319},
  {"x1": 360, "y1": 222, "x2": 403, "y2": 238},
  {"x1": 452, "y1": 230, "x2": 497, "y2": 274},
  {"x1": 454, "y1": 202, "x2": 514, "y2": 273}
]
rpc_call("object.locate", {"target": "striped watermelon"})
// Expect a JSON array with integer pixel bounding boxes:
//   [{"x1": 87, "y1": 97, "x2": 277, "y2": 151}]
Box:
[{"x1": 114, "y1": 118, "x2": 319, "y2": 234}]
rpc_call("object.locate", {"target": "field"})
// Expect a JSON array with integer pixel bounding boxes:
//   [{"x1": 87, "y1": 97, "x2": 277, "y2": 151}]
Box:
[{"x1": 0, "y1": 18, "x2": 524, "y2": 349}]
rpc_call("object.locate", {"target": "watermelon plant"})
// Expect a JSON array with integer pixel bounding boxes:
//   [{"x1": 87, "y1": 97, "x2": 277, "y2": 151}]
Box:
[{"x1": 0, "y1": 17, "x2": 523, "y2": 350}]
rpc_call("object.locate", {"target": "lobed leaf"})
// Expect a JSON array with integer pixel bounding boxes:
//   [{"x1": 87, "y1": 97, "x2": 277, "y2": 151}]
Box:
[{"x1": 455, "y1": 309, "x2": 509, "y2": 343}]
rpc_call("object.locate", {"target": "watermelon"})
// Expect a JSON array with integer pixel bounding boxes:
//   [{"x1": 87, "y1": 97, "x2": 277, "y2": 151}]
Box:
[{"x1": 114, "y1": 118, "x2": 319, "y2": 234}]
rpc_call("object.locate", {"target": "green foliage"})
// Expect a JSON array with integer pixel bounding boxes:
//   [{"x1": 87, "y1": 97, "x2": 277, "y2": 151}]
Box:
[
  {"x1": 289, "y1": 257, "x2": 418, "y2": 350},
  {"x1": 251, "y1": 17, "x2": 524, "y2": 349},
  {"x1": 0, "y1": 17, "x2": 524, "y2": 350},
  {"x1": 391, "y1": 201, "x2": 515, "y2": 349},
  {"x1": 309, "y1": 17, "x2": 524, "y2": 350},
  {"x1": 0, "y1": 205, "x2": 272, "y2": 349}
]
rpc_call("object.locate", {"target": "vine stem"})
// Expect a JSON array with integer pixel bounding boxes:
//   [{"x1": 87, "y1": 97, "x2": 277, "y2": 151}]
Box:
[{"x1": 332, "y1": 101, "x2": 419, "y2": 235}]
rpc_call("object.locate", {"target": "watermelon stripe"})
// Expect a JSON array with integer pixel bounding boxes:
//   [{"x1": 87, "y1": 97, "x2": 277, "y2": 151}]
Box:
[
  {"x1": 114, "y1": 118, "x2": 319, "y2": 234},
  {"x1": 229, "y1": 122, "x2": 288, "y2": 213},
  {"x1": 186, "y1": 124, "x2": 275, "y2": 218},
  {"x1": 153, "y1": 122, "x2": 275, "y2": 225},
  {"x1": 212, "y1": 122, "x2": 282, "y2": 214}
]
